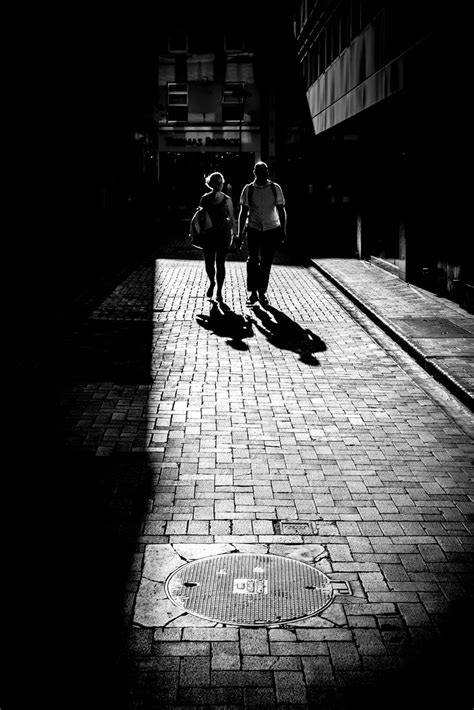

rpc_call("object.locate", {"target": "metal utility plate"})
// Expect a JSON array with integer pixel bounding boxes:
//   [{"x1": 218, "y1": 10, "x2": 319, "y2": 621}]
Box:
[
  {"x1": 278, "y1": 522, "x2": 314, "y2": 535},
  {"x1": 392, "y1": 318, "x2": 473, "y2": 338},
  {"x1": 165, "y1": 552, "x2": 334, "y2": 626}
]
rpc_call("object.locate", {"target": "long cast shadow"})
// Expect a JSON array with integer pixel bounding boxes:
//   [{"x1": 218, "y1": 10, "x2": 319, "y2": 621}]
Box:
[
  {"x1": 196, "y1": 301, "x2": 254, "y2": 350},
  {"x1": 249, "y1": 303, "x2": 327, "y2": 365},
  {"x1": 55, "y1": 271, "x2": 155, "y2": 710}
]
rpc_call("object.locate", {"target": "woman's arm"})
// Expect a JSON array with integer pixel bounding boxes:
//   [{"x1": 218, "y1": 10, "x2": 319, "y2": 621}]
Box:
[{"x1": 226, "y1": 196, "x2": 237, "y2": 234}]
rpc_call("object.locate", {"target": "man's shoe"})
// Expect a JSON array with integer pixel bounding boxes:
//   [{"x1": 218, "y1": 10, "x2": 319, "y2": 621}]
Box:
[
  {"x1": 246, "y1": 292, "x2": 258, "y2": 305},
  {"x1": 259, "y1": 294, "x2": 269, "y2": 306}
]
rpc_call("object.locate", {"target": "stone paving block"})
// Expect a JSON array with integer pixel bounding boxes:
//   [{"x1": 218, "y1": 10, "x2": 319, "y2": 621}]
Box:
[
  {"x1": 212, "y1": 642, "x2": 241, "y2": 670},
  {"x1": 179, "y1": 657, "x2": 210, "y2": 686},
  {"x1": 137, "y1": 671, "x2": 179, "y2": 704},
  {"x1": 398, "y1": 602, "x2": 432, "y2": 626},
  {"x1": 328, "y1": 642, "x2": 362, "y2": 670},
  {"x1": 270, "y1": 642, "x2": 329, "y2": 656},
  {"x1": 211, "y1": 670, "x2": 273, "y2": 687},
  {"x1": 295, "y1": 629, "x2": 352, "y2": 642},
  {"x1": 154, "y1": 629, "x2": 183, "y2": 642},
  {"x1": 346, "y1": 615, "x2": 377, "y2": 628},
  {"x1": 353, "y1": 628, "x2": 386, "y2": 655},
  {"x1": 268, "y1": 629, "x2": 298, "y2": 642},
  {"x1": 240, "y1": 628, "x2": 270, "y2": 655},
  {"x1": 243, "y1": 687, "x2": 276, "y2": 706},
  {"x1": 153, "y1": 642, "x2": 210, "y2": 656},
  {"x1": 182, "y1": 628, "x2": 239, "y2": 641},
  {"x1": 301, "y1": 655, "x2": 335, "y2": 686},
  {"x1": 127, "y1": 627, "x2": 154, "y2": 655},
  {"x1": 241, "y1": 656, "x2": 299, "y2": 671},
  {"x1": 274, "y1": 670, "x2": 307, "y2": 704}
]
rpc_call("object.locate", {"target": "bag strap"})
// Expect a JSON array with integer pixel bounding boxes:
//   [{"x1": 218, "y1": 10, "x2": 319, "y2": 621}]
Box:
[
  {"x1": 270, "y1": 182, "x2": 277, "y2": 203},
  {"x1": 248, "y1": 184, "x2": 254, "y2": 207}
]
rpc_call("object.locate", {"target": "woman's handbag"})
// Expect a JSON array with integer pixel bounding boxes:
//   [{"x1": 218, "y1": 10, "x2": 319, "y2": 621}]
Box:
[{"x1": 189, "y1": 207, "x2": 212, "y2": 249}]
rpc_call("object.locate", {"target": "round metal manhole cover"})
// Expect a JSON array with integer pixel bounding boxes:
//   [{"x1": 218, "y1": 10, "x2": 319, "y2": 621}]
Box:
[{"x1": 164, "y1": 553, "x2": 334, "y2": 626}]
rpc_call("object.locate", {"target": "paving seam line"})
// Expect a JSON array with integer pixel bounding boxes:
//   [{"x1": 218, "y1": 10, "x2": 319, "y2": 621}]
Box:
[{"x1": 310, "y1": 259, "x2": 474, "y2": 413}]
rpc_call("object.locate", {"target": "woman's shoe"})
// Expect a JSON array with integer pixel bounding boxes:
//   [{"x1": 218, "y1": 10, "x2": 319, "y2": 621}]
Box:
[{"x1": 206, "y1": 282, "x2": 215, "y2": 298}]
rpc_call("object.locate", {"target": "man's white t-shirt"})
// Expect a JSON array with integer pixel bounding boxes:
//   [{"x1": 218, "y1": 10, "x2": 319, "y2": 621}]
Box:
[{"x1": 240, "y1": 180, "x2": 285, "y2": 232}]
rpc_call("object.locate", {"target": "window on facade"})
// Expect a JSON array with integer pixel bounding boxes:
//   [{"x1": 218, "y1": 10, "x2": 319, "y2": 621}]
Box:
[
  {"x1": 300, "y1": 0, "x2": 308, "y2": 29},
  {"x1": 361, "y1": 0, "x2": 379, "y2": 28},
  {"x1": 313, "y1": 41, "x2": 320, "y2": 78},
  {"x1": 309, "y1": 48, "x2": 316, "y2": 85},
  {"x1": 302, "y1": 54, "x2": 309, "y2": 87},
  {"x1": 373, "y1": 9, "x2": 385, "y2": 69},
  {"x1": 340, "y1": 5, "x2": 350, "y2": 49},
  {"x1": 331, "y1": 13, "x2": 341, "y2": 61},
  {"x1": 318, "y1": 32, "x2": 327, "y2": 73},
  {"x1": 167, "y1": 83, "x2": 188, "y2": 122},
  {"x1": 325, "y1": 25, "x2": 332, "y2": 67},
  {"x1": 350, "y1": 0, "x2": 361, "y2": 37},
  {"x1": 222, "y1": 82, "x2": 245, "y2": 122},
  {"x1": 168, "y1": 30, "x2": 187, "y2": 52},
  {"x1": 224, "y1": 33, "x2": 244, "y2": 51}
]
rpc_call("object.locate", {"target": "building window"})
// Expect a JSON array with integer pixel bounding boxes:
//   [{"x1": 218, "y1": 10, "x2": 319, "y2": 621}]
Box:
[
  {"x1": 168, "y1": 30, "x2": 187, "y2": 52},
  {"x1": 325, "y1": 25, "x2": 332, "y2": 67},
  {"x1": 361, "y1": 0, "x2": 379, "y2": 28},
  {"x1": 300, "y1": 0, "x2": 308, "y2": 29},
  {"x1": 340, "y1": 5, "x2": 350, "y2": 50},
  {"x1": 313, "y1": 40, "x2": 321, "y2": 78},
  {"x1": 331, "y1": 12, "x2": 340, "y2": 62},
  {"x1": 222, "y1": 82, "x2": 244, "y2": 122},
  {"x1": 318, "y1": 31, "x2": 327, "y2": 73},
  {"x1": 167, "y1": 83, "x2": 188, "y2": 122},
  {"x1": 224, "y1": 33, "x2": 244, "y2": 51},
  {"x1": 350, "y1": 0, "x2": 361, "y2": 37}
]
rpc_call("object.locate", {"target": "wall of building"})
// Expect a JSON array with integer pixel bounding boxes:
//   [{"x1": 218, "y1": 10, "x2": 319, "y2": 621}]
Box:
[
  {"x1": 293, "y1": 0, "x2": 472, "y2": 311},
  {"x1": 156, "y1": 24, "x2": 265, "y2": 213}
]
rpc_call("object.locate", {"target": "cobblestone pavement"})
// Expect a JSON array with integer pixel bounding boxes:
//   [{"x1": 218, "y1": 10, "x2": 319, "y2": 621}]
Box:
[{"x1": 58, "y1": 222, "x2": 474, "y2": 709}]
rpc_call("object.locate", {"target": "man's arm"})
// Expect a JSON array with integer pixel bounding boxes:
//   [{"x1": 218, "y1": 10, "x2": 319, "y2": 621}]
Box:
[
  {"x1": 277, "y1": 204, "x2": 287, "y2": 239},
  {"x1": 237, "y1": 204, "x2": 249, "y2": 243},
  {"x1": 226, "y1": 196, "x2": 237, "y2": 234}
]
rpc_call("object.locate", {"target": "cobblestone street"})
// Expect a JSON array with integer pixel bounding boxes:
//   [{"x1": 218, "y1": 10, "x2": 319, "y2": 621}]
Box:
[{"x1": 58, "y1": 224, "x2": 474, "y2": 709}]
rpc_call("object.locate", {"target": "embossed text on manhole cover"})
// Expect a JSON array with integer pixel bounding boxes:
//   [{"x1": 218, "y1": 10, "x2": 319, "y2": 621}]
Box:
[{"x1": 164, "y1": 552, "x2": 334, "y2": 626}]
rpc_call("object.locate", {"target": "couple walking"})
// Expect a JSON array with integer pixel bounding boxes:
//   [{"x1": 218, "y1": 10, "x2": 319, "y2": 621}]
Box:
[{"x1": 199, "y1": 161, "x2": 287, "y2": 305}]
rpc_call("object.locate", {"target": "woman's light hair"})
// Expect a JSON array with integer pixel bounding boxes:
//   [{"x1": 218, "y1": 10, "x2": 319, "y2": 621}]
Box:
[{"x1": 205, "y1": 172, "x2": 224, "y2": 189}]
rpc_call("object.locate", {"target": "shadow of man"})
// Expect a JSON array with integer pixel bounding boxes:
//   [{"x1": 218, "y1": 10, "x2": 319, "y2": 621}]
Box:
[
  {"x1": 196, "y1": 301, "x2": 254, "y2": 350},
  {"x1": 250, "y1": 304, "x2": 327, "y2": 365}
]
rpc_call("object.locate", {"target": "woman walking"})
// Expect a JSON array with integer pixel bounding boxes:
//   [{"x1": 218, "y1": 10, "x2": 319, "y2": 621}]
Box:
[{"x1": 199, "y1": 172, "x2": 237, "y2": 301}]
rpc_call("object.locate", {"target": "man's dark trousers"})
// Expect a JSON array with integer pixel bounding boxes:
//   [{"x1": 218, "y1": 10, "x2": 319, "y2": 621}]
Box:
[{"x1": 246, "y1": 226, "x2": 281, "y2": 296}]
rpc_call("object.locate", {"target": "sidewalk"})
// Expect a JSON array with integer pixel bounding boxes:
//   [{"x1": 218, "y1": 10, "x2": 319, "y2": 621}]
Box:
[
  {"x1": 311, "y1": 258, "x2": 474, "y2": 412},
  {"x1": 57, "y1": 229, "x2": 474, "y2": 710}
]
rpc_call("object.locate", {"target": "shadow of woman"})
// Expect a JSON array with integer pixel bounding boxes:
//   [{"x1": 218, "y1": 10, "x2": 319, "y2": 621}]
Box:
[
  {"x1": 249, "y1": 304, "x2": 327, "y2": 365},
  {"x1": 196, "y1": 301, "x2": 254, "y2": 350}
]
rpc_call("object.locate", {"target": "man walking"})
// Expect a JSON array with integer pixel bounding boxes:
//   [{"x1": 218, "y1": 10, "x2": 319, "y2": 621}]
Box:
[{"x1": 236, "y1": 161, "x2": 287, "y2": 306}]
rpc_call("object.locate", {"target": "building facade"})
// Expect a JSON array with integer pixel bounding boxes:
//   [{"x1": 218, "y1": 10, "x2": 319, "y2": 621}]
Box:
[
  {"x1": 155, "y1": 19, "x2": 265, "y2": 214},
  {"x1": 293, "y1": 0, "x2": 472, "y2": 311}
]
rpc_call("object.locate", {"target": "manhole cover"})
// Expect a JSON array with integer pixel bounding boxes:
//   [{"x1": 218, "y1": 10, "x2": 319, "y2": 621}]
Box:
[{"x1": 164, "y1": 552, "x2": 334, "y2": 626}]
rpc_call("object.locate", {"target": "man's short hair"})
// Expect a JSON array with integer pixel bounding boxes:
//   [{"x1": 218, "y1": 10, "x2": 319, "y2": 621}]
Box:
[{"x1": 254, "y1": 161, "x2": 268, "y2": 172}]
